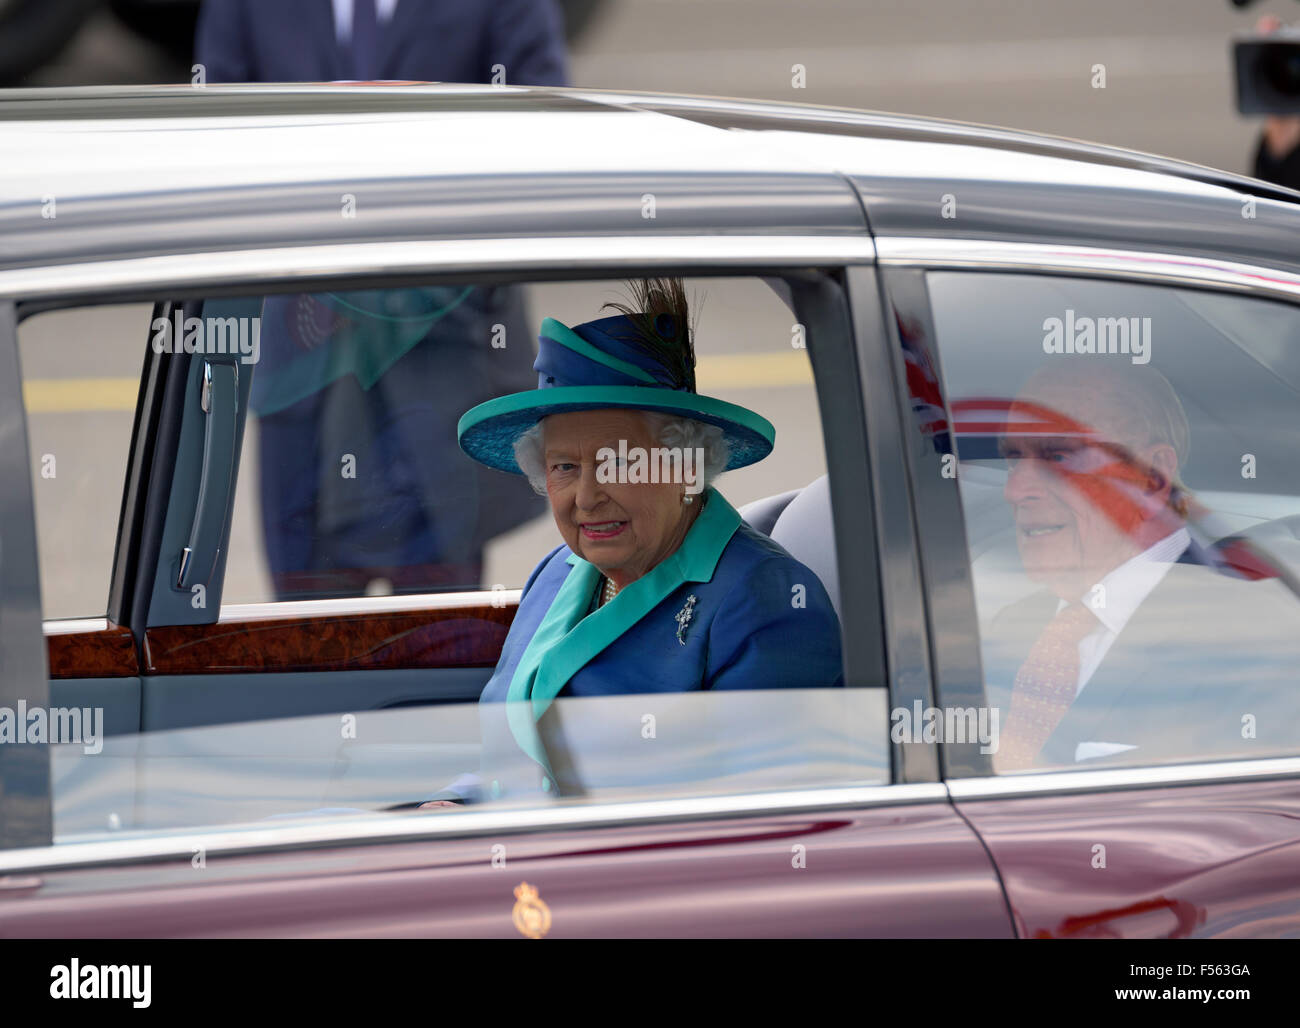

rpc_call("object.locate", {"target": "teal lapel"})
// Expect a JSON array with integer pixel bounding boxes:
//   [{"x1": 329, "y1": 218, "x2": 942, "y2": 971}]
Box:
[{"x1": 503, "y1": 554, "x2": 598, "y2": 772}]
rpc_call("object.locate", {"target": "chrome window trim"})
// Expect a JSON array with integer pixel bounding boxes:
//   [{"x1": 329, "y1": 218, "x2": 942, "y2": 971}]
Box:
[
  {"x1": 0, "y1": 780, "x2": 938, "y2": 874},
  {"x1": 217, "y1": 590, "x2": 522, "y2": 621},
  {"x1": 874, "y1": 237, "x2": 1300, "y2": 305},
  {"x1": 948, "y1": 755, "x2": 1300, "y2": 801},
  {"x1": 0, "y1": 235, "x2": 876, "y2": 303},
  {"x1": 42, "y1": 617, "x2": 111, "y2": 635}
]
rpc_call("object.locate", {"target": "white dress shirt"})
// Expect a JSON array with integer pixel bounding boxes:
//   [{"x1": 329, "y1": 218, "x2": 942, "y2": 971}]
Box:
[
  {"x1": 332, "y1": 0, "x2": 400, "y2": 42},
  {"x1": 1056, "y1": 527, "x2": 1189, "y2": 762},
  {"x1": 1059, "y1": 527, "x2": 1191, "y2": 697}
]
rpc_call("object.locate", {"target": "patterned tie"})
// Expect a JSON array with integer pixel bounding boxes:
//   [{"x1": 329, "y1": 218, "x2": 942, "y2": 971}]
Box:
[
  {"x1": 350, "y1": 0, "x2": 380, "y2": 81},
  {"x1": 993, "y1": 602, "x2": 1098, "y2": 772}
]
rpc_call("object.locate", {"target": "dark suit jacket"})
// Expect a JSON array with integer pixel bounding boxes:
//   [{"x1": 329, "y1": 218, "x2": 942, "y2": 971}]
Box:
[
  {"x1": 985, "y1": 543, "x2": 1300, "y2": 767},
  {"x1": 195, "y1": 1, "x2": 567, "y2": 595},
  {"x1": 1253, "y1": 134, "x2": 1300, "y2": 193},
  {"x1": 196, "y1": 0, "x2": 569, "y2": 85},
  {"x1": 250, "y1": 285, "x2": 548, "y2": 595}
]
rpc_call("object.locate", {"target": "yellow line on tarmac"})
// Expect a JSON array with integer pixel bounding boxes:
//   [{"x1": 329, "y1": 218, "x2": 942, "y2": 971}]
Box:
[
  {"x1": 20, "y1": 354, "x2": 810, "y2": 414},
  {"x1": 695, "y1": 351, "x2": 813, "y2": 389},
  {"x1": 23, "y1": 378, "x2": 138, "y2": 413}
]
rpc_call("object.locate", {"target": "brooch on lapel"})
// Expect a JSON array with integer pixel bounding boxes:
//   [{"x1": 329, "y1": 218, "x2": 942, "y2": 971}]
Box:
[{"x1": 674, "y1": 594, "x2": 698, "y2": 646}]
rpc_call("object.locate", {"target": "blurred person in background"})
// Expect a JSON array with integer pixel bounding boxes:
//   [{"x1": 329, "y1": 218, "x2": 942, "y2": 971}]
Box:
[
  {"x1": 1251, "y1": 13, "x2": 1300, "y2": 190},
  {"x1": 1254, "y1": 107, "x2": 1300, "y2": 188},
  {"x1": 196, "y1": 0, "x2": 567, "y2": 85},
  {"x1": 194, "y1": 0, "x2": 569, "y2": 599}
]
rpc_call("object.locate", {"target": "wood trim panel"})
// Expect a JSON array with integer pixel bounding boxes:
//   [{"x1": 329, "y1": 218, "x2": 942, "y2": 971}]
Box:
[
  {"x1": 142, "y1": 599, "x2": 518, "y2": 675},
  {"x1": 44, "y1": 620, "x2": 139, "y2": 679}
]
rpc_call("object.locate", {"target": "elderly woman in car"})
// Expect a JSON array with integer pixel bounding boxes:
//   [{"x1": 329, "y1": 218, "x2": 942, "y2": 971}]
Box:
[{"x1": 424, "y1": 279, "x2": 841, "y2": 804}]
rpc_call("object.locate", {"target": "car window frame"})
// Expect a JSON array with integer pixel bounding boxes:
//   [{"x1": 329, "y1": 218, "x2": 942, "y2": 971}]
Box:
[{"x1": 875, "y1": 236, "x2": 1300, "y2": 785}]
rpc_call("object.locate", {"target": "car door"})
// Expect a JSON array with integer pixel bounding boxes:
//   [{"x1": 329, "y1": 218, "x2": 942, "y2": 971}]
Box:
[
  {"x1": 0, "y1": 233, "x2": 1014, "y2": 936},
  {"x1": 876, "y1": 243, "x2": 1300, "y2": 938}
]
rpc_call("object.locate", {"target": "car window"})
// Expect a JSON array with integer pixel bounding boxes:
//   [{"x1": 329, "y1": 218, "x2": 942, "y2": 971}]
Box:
[
  {"x1": 37, "y1": 270, "x2": 885, "y2": 847},
  {"x1": 18, "y1": 304, "x2": 144, "y2": 620},
  {"x1": 925, "y1": 271, "x2": 1300, "y2": 774}
]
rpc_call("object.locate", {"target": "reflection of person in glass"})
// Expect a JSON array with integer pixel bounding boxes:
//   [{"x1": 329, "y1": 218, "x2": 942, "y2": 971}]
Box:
[
  {"x1": 988, "y1": 363, "x2": 1295, "y2": 771},
  {"x1": 1000, "y1": 366, "x2": 1191, "y2": 611},
  {"x1": 252, "y1": 287, "x2": 545, "y2": 599},
  {"x1": 196, "y1": 0, "x2": 568, "y2": 599},
  {"x1": 421, "y1": 279, "x2": 842, "y2": 805}
]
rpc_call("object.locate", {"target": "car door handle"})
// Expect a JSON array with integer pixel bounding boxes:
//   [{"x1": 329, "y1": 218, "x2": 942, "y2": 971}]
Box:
[{"x1": 177, "y1": 361, "x2": 238, "y2": 589}]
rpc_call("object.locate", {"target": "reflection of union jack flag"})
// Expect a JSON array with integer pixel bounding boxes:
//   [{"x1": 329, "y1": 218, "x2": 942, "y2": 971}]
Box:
[
  {"x1": 891, "y1": 312, "x2": 1284, "y2": 586},
  {"x1": 896, "y1": 311, "x2": 950, "y2": 451},
  {"x1": 948, "y1": 395, "x2": 1281, "y2": 584},
  {"x1": 950, "y1": 396, "x2": 1094, "y2": 440}
]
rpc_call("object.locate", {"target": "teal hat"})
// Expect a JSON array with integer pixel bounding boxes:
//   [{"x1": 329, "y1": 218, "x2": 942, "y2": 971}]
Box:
[{"x1": 458, "y1": 311, "x2": 775, "y2": 475}]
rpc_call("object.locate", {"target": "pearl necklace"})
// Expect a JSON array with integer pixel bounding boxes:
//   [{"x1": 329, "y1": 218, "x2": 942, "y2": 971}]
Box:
[{"x1": 602, "y1": 577, "x2": 619, "y2": 605}]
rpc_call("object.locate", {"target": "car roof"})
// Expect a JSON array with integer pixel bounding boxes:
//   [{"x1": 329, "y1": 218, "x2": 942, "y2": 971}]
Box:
[{"x1": 2, "y1": 84, "x2": 1298, "y2": 277}]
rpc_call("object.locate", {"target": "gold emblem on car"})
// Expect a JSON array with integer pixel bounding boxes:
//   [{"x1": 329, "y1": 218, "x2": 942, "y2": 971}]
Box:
[{"x1": 512, "y1": 881, "x2": 552, "y2": 939}]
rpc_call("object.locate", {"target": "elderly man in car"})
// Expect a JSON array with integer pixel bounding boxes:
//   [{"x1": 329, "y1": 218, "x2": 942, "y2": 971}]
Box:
[{"x1": 986, "y1": 362, "x2": 1298, "y2": 771}]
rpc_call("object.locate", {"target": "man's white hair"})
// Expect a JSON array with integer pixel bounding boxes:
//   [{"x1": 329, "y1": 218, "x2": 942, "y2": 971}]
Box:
[{"x1": 513, "y1": 410, "x2": 730, "y2": 496}]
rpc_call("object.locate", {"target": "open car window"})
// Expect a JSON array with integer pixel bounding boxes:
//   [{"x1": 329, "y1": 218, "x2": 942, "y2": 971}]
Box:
[{"x1": 24, "y1": 268, "x2": 893, "y2": 851}]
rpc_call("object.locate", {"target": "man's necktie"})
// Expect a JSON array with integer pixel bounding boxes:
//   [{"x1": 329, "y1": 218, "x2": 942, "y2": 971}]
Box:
[
  {"x1": 350, "y1": 0, "x2": 380, "y2": 81},
  {"x1": 993, "y1": 602, "x2": 1098, "y2": 772}
]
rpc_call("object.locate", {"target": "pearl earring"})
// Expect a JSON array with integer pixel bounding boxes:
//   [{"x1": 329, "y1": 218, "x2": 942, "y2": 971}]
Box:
[{"x1": 682, "y1": 494, "x2": 694, "y2": 505}]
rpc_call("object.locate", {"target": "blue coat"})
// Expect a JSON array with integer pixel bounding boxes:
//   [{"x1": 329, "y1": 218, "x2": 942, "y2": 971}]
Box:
[
  {"x1": 195, "y1": 0, "x2": 569, "y2": 86},
  {"x1": 439, "y1": 489, "x2": 843, "y2": 801}
]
